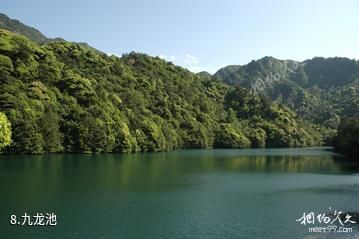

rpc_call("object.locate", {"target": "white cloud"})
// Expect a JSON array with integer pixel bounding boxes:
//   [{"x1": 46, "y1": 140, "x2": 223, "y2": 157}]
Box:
[
  {"x1": 106, "y1": 52, "x2": 121, "y2": 57},
  {"x1": 158, "y1": 53, "x2": 214, "y2": 73},
  {"x1": 159, "y1": 55, "x2": 177, "y2": 62},
  {"x1": 109, "y1": 52, "x2": 224, "y2": 74},
  {"x1": 183, "y1": 54, "x2": 199, "y2": 65},
  {"x1": 169, "y1": 55, "x2": 177, "y2": 61}
]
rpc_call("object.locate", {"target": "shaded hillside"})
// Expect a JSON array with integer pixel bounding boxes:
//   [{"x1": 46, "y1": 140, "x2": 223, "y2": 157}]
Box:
[
  {"x1": 196, "y1": 71, "x2": 212, "y2": 79},
  {"x1": 214, "y1": 65, "x2": 242, "y2": 84},
  {"x1": 334, "y1": 116, "x2": 359, "y2": 159},
  {"x1": 0, "y1": 13, "x2": 100, "y2": 53},
  {"x1": 0, "y1": 13, "x2": 50, "y2": 44},
  {"x1": 214, "y1": 57, "x2": 359, "y2": 132}
]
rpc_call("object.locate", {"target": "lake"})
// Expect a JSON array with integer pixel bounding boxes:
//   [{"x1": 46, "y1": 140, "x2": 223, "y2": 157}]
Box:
[{"x1": 0, "y1": 147, "x2": 358, "y2": 239}]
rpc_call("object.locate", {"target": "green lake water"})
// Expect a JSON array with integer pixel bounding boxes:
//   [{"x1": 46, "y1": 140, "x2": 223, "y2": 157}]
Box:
[{"x1": 0, "y1": 147, "x2": 358, "y2": 239}]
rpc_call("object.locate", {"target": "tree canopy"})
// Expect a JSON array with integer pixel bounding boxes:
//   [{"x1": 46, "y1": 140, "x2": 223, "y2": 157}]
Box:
[
  {"x1": 334, "y1": 117, "x2": 359, "y2": 159},
  {"x1": 0, "y1": 29, "x2": 325, "y2": 153},
  {"x1": 0, "y1": 112, "x2": 11, "y2": 150}
]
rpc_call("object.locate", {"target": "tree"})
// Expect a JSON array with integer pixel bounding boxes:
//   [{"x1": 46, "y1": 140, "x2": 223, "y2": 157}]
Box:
[
  {"x1": 39, "y1": 104, "x2": 63, "y2": 153},
  {"x1": 214, "y1": 124, "x2": 251, "y2": 148},
  {"x1": 334, "y1": 117, "x2": 359, "y2": 159},
  {"x1": 0, "y1": 112, "x2": 11, "y2": 150}
]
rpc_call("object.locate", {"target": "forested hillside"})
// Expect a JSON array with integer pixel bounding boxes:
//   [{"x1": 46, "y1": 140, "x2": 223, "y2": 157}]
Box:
[
  {"x1": 0, "y1": 29, "x2": 322, "y2": 153},
  {"x1": 213, "y1": 57, "x2": 359, "y2": 137},
  {"x1": 333, "y1": 116, "x2": 359, "y2": 160},
  {"x1": 1, "y1": 12, "x2": 357, "y2": 154}
]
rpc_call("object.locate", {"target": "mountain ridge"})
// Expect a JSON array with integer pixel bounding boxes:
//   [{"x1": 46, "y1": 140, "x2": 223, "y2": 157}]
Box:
[
  {"x1": 0, "y1": 13, "x2": 357, "y2": 154},
  {"x1": 0, "y1": 12, "x2": 101, "y2": 53},
  {"x1": 211, "y1": 56, "x2": 359, "y2": 130}
]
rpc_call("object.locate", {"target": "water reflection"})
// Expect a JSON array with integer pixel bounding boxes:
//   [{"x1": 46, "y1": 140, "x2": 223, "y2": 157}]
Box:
[
  {"x1": 0, "y1": 148, "x2": 357, "y2": 172},
  {"x1": 0, "y1": 148, "x2": 359, "y2": 239},
  {"x1": 0, "y1": 148, "x2": 358, "y2": 194}
]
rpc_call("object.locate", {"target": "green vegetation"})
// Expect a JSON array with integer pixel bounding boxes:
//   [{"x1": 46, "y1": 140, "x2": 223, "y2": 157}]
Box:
[
  {"x1": 0, "y1": 29, "x2": 324, "y2": 153},
  {"x1": 0, "y1": 112, "x2": 11, "y2": 150},
  {"x1": 0, "y1": 13, "x2": 49, "y2": 44},
  {"x1": 0, "y1": 13, "x2": 101, "y2": 53},
  {"x1": 214, "y1": 56, "x2": 359, "y2": 140},
  {"x1": 334, "y1": 117, "x2": 359, "y2": 159}
]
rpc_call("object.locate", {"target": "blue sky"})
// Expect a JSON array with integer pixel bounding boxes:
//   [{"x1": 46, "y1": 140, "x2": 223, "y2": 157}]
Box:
[{"x1": 1, "y1": 0, "x2": 358, "y2": 73}]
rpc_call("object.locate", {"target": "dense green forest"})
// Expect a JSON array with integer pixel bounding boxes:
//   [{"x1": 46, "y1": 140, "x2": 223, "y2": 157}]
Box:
[
  {"x1": 213, "y1": 57, "x2": 359, "y2": 133},
  {"x1": 333, "y1": 117, "x2": 359, "y2": 160},
  {"x1": 211, "y1": 57, "x2": 359, "y2": 159},
  {"x1": 0, "y1": 29, "x2": 324, "y2": 153},
  {"x1": 0, "y1": 13, "x2": 358, "y2": 155}
]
